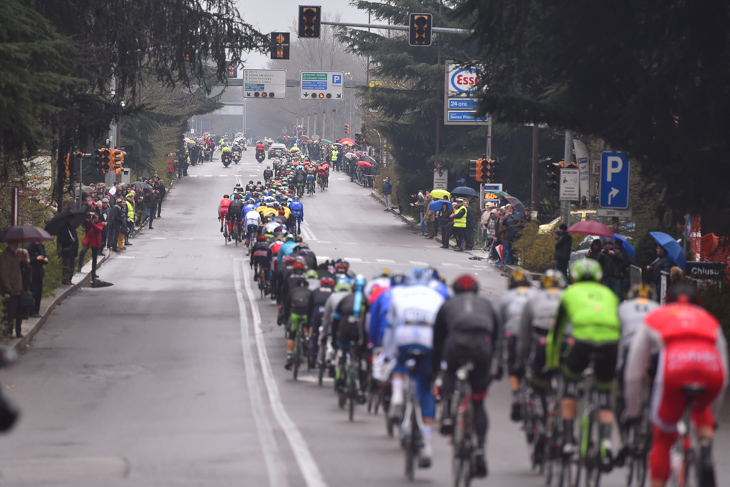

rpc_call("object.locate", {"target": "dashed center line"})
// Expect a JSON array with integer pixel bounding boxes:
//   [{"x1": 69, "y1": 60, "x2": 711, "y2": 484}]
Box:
[
  {"x1": 409, "y1": 261, "x2": 428, "y2": 266},
  {"x1": 377, "y1": 259, "x2": 396, "y2": 263}
]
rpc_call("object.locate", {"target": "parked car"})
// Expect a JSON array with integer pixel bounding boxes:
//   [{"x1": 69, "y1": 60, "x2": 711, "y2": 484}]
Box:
[{"x1": 538, "y1": 210, "x2": 599, "y2": 234}]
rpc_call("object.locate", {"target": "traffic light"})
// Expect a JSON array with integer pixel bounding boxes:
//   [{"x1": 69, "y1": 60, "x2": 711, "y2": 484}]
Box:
[
  {"x1": 94, "y1": 149, "x2": 104, "y2": 172},
  {"x1": 100, "y1": 148, "x2": 111, "y2": 172},
  {"x1": 409, "y1": 13, "x2": 432, "y2": 46},
  {"x1": 344, "y1": 124, "x2": 350, "y2": 135},
  {"x1": 546, "y1": 162, "x2": 560, "y2": 191},
  {"x1": 298, "y1": 6, "x2": 321, "y2": 38},
  {"x1": 115, "y1": 149, "x2": 125, "y2": 168},
  {"x1": 469, "y1": 159, "x2": 478, "y2": 179},
  {"x1": 270, "y1": 32, "x2": 290, "y2": 60},
  {"x1": 479, "y1": 158, "x2": 492, "y2": 182}
]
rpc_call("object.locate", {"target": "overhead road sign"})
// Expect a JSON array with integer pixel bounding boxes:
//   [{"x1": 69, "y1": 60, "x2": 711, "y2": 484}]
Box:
[
  {"x1": 300, "y1": 72, "x2": 343, "y2": 100},
  {"x1": 270, "y1": 32, "x2": 290, "y2": 60},
  {"x1": 243, "y1": 69, "x2": 286, "y2": 99},
  {"x1": 559, "y1": 168, "x2": 580, "y2": 200},
  {"x1": 599, "y1": 151, "x2": 630, "y2": 209},
  {"x1": 444, "y1": 61, "x2": 487, "y2": 126}
]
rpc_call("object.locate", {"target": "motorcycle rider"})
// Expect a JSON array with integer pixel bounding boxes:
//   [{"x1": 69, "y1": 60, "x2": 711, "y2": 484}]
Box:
[
  {"x1": 221, "y1": 143, "x2": 232, "y2": 165},
  {"x1": 263, "y1": 165, "x2": 274, "y2": 184}
]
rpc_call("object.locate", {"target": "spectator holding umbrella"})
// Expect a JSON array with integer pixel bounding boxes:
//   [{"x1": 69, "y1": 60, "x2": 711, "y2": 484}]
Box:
[
  {"x1": 25, "y1": 240, "x2": 48, "y2": 317},
  {"x1": 647, "y1": 244, "x2": 673, "y2": 299},
  {"x1": 554, "y1": 224, "x2": 572, "y2": 280},
  {"x1": 14, "y1": 249, "x2": 32, "y2": 338}
]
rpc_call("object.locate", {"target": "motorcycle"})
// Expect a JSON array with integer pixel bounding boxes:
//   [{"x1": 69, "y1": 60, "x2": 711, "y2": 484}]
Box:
[
  {"x1": 232, "y1": 147, "x2": 241, "y2": 164},
  {"x1": 256, "y1": 149, "x2": 266, "y2": 163},
  {"x1": 222, "y1": 151, "x2": 232, "y2": 167}
]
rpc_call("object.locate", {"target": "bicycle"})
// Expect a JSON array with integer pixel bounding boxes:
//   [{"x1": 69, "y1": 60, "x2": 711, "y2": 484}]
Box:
[
  {"x1": 544, "y1": 375, "x2": 563, "y2": 486},
  {"x1": 290, "y1": 315, "x2": 310, "y2": 381},
  {"x1": 337, "y1": 340, "x2": 360, "y2": 422},
  {"x1": 450, "y1": 362, "x2": 475, "y2": 487},
  {"x1": 222, "y1": 217, "x2": 230, "y2": 245},
  {"x1": 230, "y1": 221, "x2": 241, "y2": 246},
  {"x1": 669, "y1": 384, "x2": 715, "y2": 487},
  {"x1": 318, "y1": 175, "x2": 326, "y2": 192},
  {"x1": 625, "y1": 375, "x2": 653, "y2": 487},
  {"x1": 307, "y1": 179, "x2": 315, "y2": 196},
  {"x1": 296, "y1": 183, "x2": 304, "y2": 198},
  {"x1": 256, "y1": 265, "x2": 269, "y2": 299},
  {"x1": 401, "y1": 350, "x2": 427, "y2": 481}
]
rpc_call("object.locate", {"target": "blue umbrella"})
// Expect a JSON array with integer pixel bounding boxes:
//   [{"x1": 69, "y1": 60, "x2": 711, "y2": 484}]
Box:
[
  {"x1": 429, "y1": 200, "x2": 452, "y2": 211},
  {"x1": 649, "y1": 231, "x2": 686, "y2": 270},
  {"x1": 612, "y1": 233, "x2": 635, "y2": 259}
]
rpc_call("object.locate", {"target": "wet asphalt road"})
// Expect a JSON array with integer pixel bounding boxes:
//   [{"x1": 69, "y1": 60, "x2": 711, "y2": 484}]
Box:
[{"x1": 1, "y1": 149, "x2": 728, "y2": 486}]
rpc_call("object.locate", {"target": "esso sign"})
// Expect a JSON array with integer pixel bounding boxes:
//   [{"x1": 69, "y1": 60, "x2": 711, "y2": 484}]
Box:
[{"x1": 450, "y1": 68, "x2": 480, "y2": 93}]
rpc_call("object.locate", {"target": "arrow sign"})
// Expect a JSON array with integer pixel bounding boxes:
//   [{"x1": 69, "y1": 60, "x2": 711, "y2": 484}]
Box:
[
  {"x1": 607, "y1": 187, "x2": 619, "y2": 205},
  {"x1": 275, "y1": 34, "x2": 286, "y2": 44}
]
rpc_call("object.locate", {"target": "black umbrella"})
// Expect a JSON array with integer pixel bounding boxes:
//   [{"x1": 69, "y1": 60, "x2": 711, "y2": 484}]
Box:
[
  {"x1": 450, "y1": 186, "x2": 478, "y2": 197},
  {"x1": 44, "y1": 209, "x2": 86, "y2": 236},
  {"x1": 131, "y1": 181, "x2": 152, "y2": 190},
  {"x1": 0, "y1": 225, "x2": 53, "y2": 242},
  {"x1": 503, "y1": 195, "x2": 527, "y2": 216}
]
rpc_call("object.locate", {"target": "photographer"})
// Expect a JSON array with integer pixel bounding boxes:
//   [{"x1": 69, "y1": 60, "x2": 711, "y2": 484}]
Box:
[{"x1": 597, "y1": 238, "x2": 625, "y2": 298}]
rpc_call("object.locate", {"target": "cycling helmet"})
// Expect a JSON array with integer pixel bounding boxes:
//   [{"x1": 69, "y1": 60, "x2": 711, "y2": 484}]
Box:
[
  {"x1": 297, "y1": 242, "x2": 309, "y2": 250},
  {"x1": 453, "y1": 274, "x2": 479, "y2": 294},
  {"x1": 540, "y1": 269, "x2": 567, "y2": 290},
  {"x1": 405, "y1": 267, "x2": 434, "y2": 286},
  {"x1": 390, "y1": 272, "x2": 407, "y2": 286},
  {"x1": 666, "y1": 283, "x2": 702, "y2": 305},
  {"x1": 569, "y1": 259, "x2": 603, "y2": 282},
  {"x1": 233, "y1": 193, "x2": 242, "y2": 199},
  {"x1": 293, "y1": 256, "x2": 307, "y2": 270},
  {"x1": 354, "y1": 274, "x2": 367, "y2": 289},
  {"x1": 257, "y1": 181, "x2": 262, "y2": 185},
  {"x1": 628, "y1": 283, "x2": 655, "y2": 301},
  {"x1": 320, "y1": 276, "x2": 335, "y2": 288},
  {"x1": 305, "y1": 269, "x2": 318, "y2": 279},
  {"x1": 257, "y1": 235, "x2": 267, "y2": 242},
  {"x1": 508, "y1": 269, "x2": 531, "y2": 289},
  {"x1": 285, "y1": 234, "x2": 294, "y2": 241},
  {"x1": 248, "y1": 180, "x2": 253, "y2": 184},
  {"x1": 223, "y1": 194, "x2": 230, "y2": 199},
  {"x1": 334, "y1": 278, "x2": 353, "y2": 293},
  {"x1": 374, "y1": 269, "x2": 390, "y2": 279},
  {"x1": 335, "y1": 262, "x2": 349, "y2": 273},
  {"x1": 282, "y1": 254, "x2": 296, "y2": 265}
]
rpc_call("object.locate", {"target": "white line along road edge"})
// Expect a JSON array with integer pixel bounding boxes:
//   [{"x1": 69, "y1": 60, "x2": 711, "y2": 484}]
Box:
[
  {"x1": 239, "y1": 260, "x2": 329, "y2": 487},
  {"x1": 233, "y1": 261, "x2": 289, "y2": 487}
]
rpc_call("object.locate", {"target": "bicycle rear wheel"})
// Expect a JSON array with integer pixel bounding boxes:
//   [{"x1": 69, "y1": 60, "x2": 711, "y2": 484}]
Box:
[
  {"x1": 292, "y1": 333, "x2": 301, "y2": 381},
  {"x1": 405, "y1": 409, "x2": 418, "y2": 481}
]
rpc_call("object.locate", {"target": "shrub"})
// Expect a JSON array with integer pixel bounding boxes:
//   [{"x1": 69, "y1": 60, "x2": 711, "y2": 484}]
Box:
[{"x1": 512, "y1": 222, "x2": 557, "y2": 273}]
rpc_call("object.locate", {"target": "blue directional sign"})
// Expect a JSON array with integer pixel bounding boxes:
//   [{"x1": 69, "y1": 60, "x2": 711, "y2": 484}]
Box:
[
  {"x1": 456, "y1": 175, "x2": 466, "y2": 187},
  {"x1": 600, "y1": 152, "x2": 630, "y2": 209}
]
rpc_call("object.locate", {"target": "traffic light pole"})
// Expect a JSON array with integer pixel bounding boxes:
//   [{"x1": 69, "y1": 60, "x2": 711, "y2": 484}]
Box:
[
  {"x1": 562, "y1": 130, "x2": 573, "y2": 225},
  {"x1": 321, "y1": 20, "x2": 470, "y2": 35}
]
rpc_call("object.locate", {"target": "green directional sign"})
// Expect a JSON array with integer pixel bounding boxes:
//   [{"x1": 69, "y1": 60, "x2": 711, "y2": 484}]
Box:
[{"x1": 302, "y1": 73, "x2": 327, "y2": 81}]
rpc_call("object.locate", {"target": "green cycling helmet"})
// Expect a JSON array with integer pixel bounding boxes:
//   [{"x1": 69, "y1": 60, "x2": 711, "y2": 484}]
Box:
[
  {"x1": 569, "y1": 258, "x2": 603, "y2": 283},
  {"x1": 334, "y1": 278, "x2": 353, "y2": 293},
  {"x1": 305, "y1": 269, "x2": 318, "y2": 279}
]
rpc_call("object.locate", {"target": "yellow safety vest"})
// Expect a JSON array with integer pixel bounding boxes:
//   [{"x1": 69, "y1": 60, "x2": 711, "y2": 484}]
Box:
[{"x1": 453, "y1": 206, "x2": 467, "y2": 228}]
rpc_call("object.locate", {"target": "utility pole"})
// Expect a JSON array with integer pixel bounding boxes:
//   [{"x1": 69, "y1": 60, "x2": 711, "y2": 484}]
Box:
[
  {"x1": 531, "y1": 124, "x2": 539, "y2": 216},
  {"x1": 331, "y1": 109, "x2": 336, "y2": 141},
  {"x1": 562, "y1": 130, "x2": 573, "y2": 224}
]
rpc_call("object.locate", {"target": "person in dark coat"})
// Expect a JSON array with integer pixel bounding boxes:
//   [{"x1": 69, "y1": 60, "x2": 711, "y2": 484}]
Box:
[
  {"x1": 57, "y1": 215, "x2": 79, "y2": 285},
  {"x1": 585, "y1": 238, "x2": 602, "y2": 261},
  {"x1": 553, "y1": 224, "x2": 572, "y2": 280},
  {"x1": 25, "y1": 241, "x2": 48, "y2": 317},
  {"x1": 14, "y1": 249, "x2": 32, "y2": 338},
  {"x1": 145, "y1": 189, "x2": 158, "y2": 229},
  {"x1": 647, "y1": 244, "x2": 674, "y2": 300},
  {"x1": 439, "y1": 202, "x2": 453, "y2": 249},
  {"x1": 156, "y1": 181, "x2": 166, "y2": 218},
  {"x1": 597, "y1": 238, "x2": 625, "y2": 298}
]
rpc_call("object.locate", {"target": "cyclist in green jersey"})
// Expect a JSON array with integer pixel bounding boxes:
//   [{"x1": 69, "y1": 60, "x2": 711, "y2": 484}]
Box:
[{"x1": 546, "y1": 258, "x2": 620, "y2": 472}]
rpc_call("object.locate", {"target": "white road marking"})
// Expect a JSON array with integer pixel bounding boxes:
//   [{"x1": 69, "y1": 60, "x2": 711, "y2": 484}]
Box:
[
  {"x1": 317, "y1": 240, "x2": 332, "y2": 244},
  {"x1": 204, "y1": 174, "x2": 213, "y2": 178},
  {"x1": 179, "y1": 238, "x2": 194, "y2": 240},
  {"x1": 233, "y1": 263, "x2": 290, "y2": 487},
  {"x1": 219, "y1": 174, "x2": 228, "y2": 178},
  {"x1": 150, "y1": 237, "x2": 166, "y2": 240},
  {"x1": 441, "y1": 263, "x2": 462, "y2": 267},
  {"x1": 376, "y1": 259, "x2": 395, "y2": 263},
  {"x1": 344, "y1": 257, "x2": 362, "y2": 263},
  {"x1": 240, "y1": 263, "x2": 328, "y2": 487},
  {"x1": 343, "y1": 242, "x2": 359, "y2": 246},
  {"x1": 317, "y1": 256, "x2": 331, "y2": 262},
  {"x1": 188, "y1": 175, "x2": 198, "y2": 178},
  {"x1": 297, "y1": 375, "x2": 334, "y2": 384},
  {"x1": 116, "y1": 255, "x2": 135, "y2": 259},
  {"x1": 409, "y1": 261, "x2": 428, "y2": 266}
]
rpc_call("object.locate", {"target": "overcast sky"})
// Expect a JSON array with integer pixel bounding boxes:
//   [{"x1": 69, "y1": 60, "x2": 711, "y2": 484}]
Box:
[{"x1": 236, "y1": 0, "x2": 370, "y2": 69}]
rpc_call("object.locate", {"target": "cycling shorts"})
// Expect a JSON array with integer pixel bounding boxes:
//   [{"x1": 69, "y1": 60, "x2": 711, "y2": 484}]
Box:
[
  {"x1": 441, "y1": 336, "x2": 492, "y2": 398},
  {"x1": 562, "y1": 340, "x2": 618, "y2": 391},
  {"x1": 336, "y1": 316, "x2": 363, "y2": 348},
  {"x1": 651, "y1": 341, "x2": 724, "y2": 433},
  {"x1": 526, "y1": 335, "x2": 549, "y2": 386},
  {"x1": 505, "y1": 333, "x2": 523, "y2": 378},
  {"x1": 290, "y1": 311, "x2": 309, "y2": 333},
  {"x1": 219, "y1": 208, "x2": 229, "y2": 217}
]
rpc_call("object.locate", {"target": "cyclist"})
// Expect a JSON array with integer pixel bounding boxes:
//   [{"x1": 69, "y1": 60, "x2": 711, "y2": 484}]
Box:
[
  {"x1": 624, "y1": 284, "x2": 728, "y2": 487},
  {"x1": 263, "y1": 165, "x2": 274, "y2": 184},
  {"x1": 432, "y1": 274, "x2": 502, "y2": 478},
  {"x1": 289, "y1": 197, "x2": 304, "y2": 234},
  {"x1": 332, "y1": 275, "x2": 369, "y2": 401},
  {"x1": 498, "y1": 269, "x2": 535, "y2": 421},
  {"x1": 283, "y1": 262, "x2": 314, "y2": 371},
  {"x1": 516, "y1": 269, "x2": 567, "y2": 462},
  {"x1": 294, "y1": 167, "x2": 306, "y2": 197},
  {"x1": 385, "y1": 268, "x2": 447, "y2": 468},
  {"x1": 614, "y1": 283, "x2": 660, "y2": 463},
  {"x1": 321, "y1": 278, "x2": 354, "y2": 377},
  {"x1": 218, "y1": 194, "x2": 231, "y2": 233},
  {"x1": 306, "y1": 167, "x2": 316, "y2": 194},
  {"x1": 251, "y1": 235, "x2": 272, "y2": 289},
  {"x1": 227, "y1": 193, "x2": 244, "y2": 242},
  {"x1": 310, "y1": 275, "x2": 335, "y2": 366},
  {"x1": 244, "y1": 206, "x2": 261, "y2": 248},
  {"x1": 546, "y1": 259, "x2": 620, "y2": 471}
]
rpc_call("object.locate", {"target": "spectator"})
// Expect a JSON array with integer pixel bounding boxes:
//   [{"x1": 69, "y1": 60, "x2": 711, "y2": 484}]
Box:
[
  {"x1": 145, "y1": 189, "x2": 158, "y2": 229},
  {"x1": 646, "y1": 244, "x2": 673, "y2": 299},
  {"x1": 586, "y1": 238, "x2": 602, "y2": 261},
  {"x1": 597, "y1": 238, "x2": 625, "y2": 298},
  {"x1": 99, "y1": 198, "x2": 111, "y2": 255},
  {"x1": 382, "y1": 177, "x2": 392, "y2": 211},
  {"x1": 439, "y1": 201, "x2": 453, "y2": 249},
  {"x1": 482, "y1": 208, "x2": 497, "y2": 253},
  {"x1": 0, "y1": 239, "x2": 22, "y2": 338},
  {"x1": 423, "y1": 195, "x2": 436, "y2": 239},
  {"x1": 110, "y1": 198, "x2": 126, "y2": 252},
  {"x1": 25, "y1": 240, "x2": 48, "y2": 317},
  {"x1": 124, "y1": 193, "x2": 135, "y2": 246},
  {"x1": 501, "y1": 206, "x2": 519, "y2": 264},
  {"x1": 613, "y1": 238, "x2": 631, "y2": 295},
  {"x1": 411, "y1": 191, "x2": 426, "y2": 235},
  {"x1": 57, "y1": 215, "x2": 79, "y2": 285},
  {"x1": 554, "y1": 223, "x2": 572, "y2": 280},
  {"x1": 14, "y1": 249, "x2": 32, "y2": 338},
  {"x1": 452, "y1": 199, "x2": 468, "y2": 252},
  {"x1": 83, "y1": 212, "x2": 105, "y2": 279},
  {"x1": 156, "y1": 180, "x2": 166, "y2": 218},
  {"x1": 464, "y1": 198, "x2": 475, "y2": 251},
  {"x1": 108, "y1": 181, "x2": 120, "y2": 199}
]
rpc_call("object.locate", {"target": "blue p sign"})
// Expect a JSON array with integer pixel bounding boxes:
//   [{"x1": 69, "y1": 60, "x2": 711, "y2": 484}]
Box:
[{"x1": 332, "y1": 74, "x2": 342, "y2": 84}]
